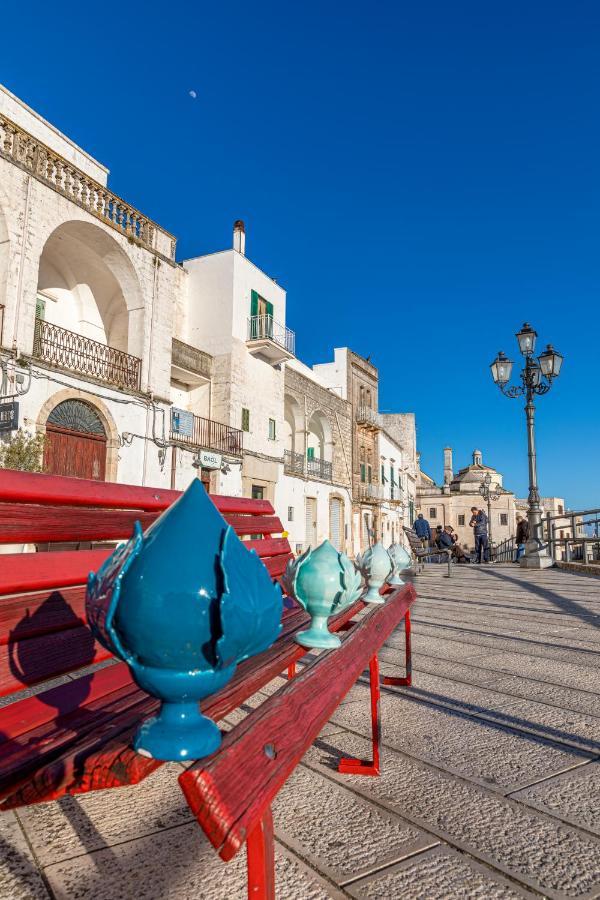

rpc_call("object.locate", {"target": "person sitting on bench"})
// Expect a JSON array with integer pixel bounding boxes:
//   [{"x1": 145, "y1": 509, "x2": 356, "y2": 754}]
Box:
[{"x1": 439, "y1": 526, "x2": 470, "y2": 563}]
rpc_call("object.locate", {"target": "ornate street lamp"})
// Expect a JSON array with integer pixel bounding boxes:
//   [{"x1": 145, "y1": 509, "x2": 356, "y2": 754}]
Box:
[
  {"x1": 490, "y1": 324, "x2": 564, "y2": 568},
  {"x1": 479, "y1": 471, "x2": 501, "y2": 549}
]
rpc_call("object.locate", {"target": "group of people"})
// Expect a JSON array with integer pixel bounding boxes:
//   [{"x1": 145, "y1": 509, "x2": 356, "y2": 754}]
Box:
[
  {"x1": 413, "y1": 507, "x2": 491, "y2": 564},
  {"x1": 414, "y1": 510, "x2": 531, "y2": 564}
]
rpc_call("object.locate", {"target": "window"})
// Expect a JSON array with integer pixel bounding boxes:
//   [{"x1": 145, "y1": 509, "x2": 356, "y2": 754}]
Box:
[
  {"x1": 429, "y1": 507, "x2": 437, "y2": 519},
  {"x1": 288, "y1": 506, "x2": 294, "y2": 521},
  {"x1": 251, "y1": 484, "x2": 264, "y2": 500},
  {"x1": 241, "y1": 408, "x2": 250, "y2": 432},
  {"x1": 458, "y1": 514, "x2": 465, "y2": 526},
  {"x1": 35, "y1": 295, "x2": 46, "y2": 321},
  {"x1": 268, "y1": 418, "x2": 276, "y2": 440},
  {"x1": 500, "y1": 513, "x2": 508, "y2": 526},
  {"x1": 381, "y1": 464, "x2": 386, "y2": 483},
  {"x1": 367, "y1": 465, "x2": 372, "y2": 484},
  {"x1": 307, "y1": 446, "x2": 315, "y2": 460},
  {"x1": 558, "y1": 505, "x2": 564, "y2": 515},
  {"x1": 360, "y1": 463, "x2": 366, "y2": 483}
]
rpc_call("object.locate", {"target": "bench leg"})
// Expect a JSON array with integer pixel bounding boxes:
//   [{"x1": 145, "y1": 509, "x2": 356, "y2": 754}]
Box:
[
  {"x1": 338, "y1": 654, "x2": 381, "y2": 777},
  {"x1": 247, "y1": 806, "x2": 275, "y2": 900},
  {"x1": 287, "y1": 663, "x2": 296, "y2": 679},
  {"x1": 382, "y1": 609, "x2": 412, "y2": 687}
]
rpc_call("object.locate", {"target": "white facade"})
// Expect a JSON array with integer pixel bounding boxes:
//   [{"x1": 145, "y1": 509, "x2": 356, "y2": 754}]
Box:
[{"x1": 0, "y1": 83, "x2": 185, "y2": 488}]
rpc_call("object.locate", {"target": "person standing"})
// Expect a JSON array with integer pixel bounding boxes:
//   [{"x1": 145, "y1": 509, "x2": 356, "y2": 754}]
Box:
[
  {"x1": 515, "y1": 515, "x2": 529, "y2": 562},
  {"x1": 470, "y1": 506, "x2": 489, "y2": 563},
  {"x1": 413, "y1": 513, "x2": 431, "y2": 546}
]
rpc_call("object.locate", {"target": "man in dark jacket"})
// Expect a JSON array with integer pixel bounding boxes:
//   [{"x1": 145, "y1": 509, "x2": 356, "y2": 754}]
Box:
[
  {"x1": 515, "y1": 515, "x2": 529, "y2": 561},
  {"x1": 413, "y1": 513, "x2": 431, "y2": 543},
  {"x1": 470, "y1": 506, "x2": 489, "y2": 563},
  {"x1": 440, "y1": 526, "x2": 469, "y2": 562}
]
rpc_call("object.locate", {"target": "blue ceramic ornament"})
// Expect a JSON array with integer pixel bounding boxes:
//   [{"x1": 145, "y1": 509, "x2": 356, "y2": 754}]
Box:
[
  {"x1": 86, "y1": 479, "x2": 282, "y2": 762},
  {"x1": 387, "y1": 543, "x2": 412, "y2": 586},
  {"x1": 282, "y1": 540, "x2": 362, "y2": 649},
  {"x1": 355, "y1": 542, "x2": 393, "y2": 603}
]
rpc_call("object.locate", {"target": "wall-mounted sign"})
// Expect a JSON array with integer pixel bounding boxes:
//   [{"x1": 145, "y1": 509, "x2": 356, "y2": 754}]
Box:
[
  {"x1": 198, "y1": 449, "x2": 222, "y2": 470},
  {"x1": 0, "y1": 401, "x2": 18, "y2": 433},
  {"x1": 171, "y1": 408, "x2": 194, "y2": 438}
]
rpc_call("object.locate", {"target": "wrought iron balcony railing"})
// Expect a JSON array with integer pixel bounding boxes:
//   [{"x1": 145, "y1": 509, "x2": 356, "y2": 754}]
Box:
[
  {"x1": 356, "y1": 482, "x2": 383, "y2": 503},
  {"x1": 0, "y1": 113, "x2": 176, "y2": 260},
  {"x1": 284, "y1": 449, "x2": 305, "y2": 475},
  {"x1": 247, "y1": 315, "x2": 295, "y2": 356},
  {"x1": 170, "y1": 410, "x2": 243, "y2": 457},
  {"x1": 307, "y1": 456, "x2": 333, "y2": 482},
  {"x1": 355, "y1": 406, "x2": 380, "y2": 429},
  {"x1": 33, "y1": 318, "x2": 142, "y2": 391}
]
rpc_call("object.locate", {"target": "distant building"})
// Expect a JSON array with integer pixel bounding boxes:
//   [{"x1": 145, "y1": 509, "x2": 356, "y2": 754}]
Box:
[{"x1": 417, "y1": 448, "x2": 516, "y2": 549}]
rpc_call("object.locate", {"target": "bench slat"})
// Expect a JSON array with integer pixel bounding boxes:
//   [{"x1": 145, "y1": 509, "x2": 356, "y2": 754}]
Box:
[
  {"x1": 0, "y1": 552, "x2": 109, "y2": 597},
  {"x1": 0, "y1": 505, "x2": 285, "y2": 545},
  {"x1": 0, "y1": 470, "x2": 275, "y2": 517},
  {"x1": 179, "y1": 583, "x2": 416, "y2": 861}
]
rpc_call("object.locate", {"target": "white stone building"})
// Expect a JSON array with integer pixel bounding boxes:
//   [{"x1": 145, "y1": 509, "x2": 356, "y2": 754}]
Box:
[{"x1": 0, "y1": 84, "x2": 185, "y2": 488}]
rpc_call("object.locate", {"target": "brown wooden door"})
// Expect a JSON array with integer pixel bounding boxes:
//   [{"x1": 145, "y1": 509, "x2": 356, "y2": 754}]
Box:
[{"x1": 44, "y1": 425, "x2": 107, "y2": 481}]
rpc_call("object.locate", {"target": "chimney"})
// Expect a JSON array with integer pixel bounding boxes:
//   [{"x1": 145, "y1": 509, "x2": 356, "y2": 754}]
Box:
[
  {"x1": 473, "y1": 449, "x2": 483, "y2": 466},
  {"x1": 443, "y1": 447, "x2": 453, "y2": 485},
  {"x1": 233, "y1": 220, "x2": 245, "y2": 256}
]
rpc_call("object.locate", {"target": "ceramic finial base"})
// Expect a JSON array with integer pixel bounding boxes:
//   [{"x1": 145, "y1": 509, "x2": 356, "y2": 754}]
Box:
[
  {"x1": 134, "y1": 701, "x2": 221, "y2": 762},
  {"x1": 296, "y1": 620, "x2": 341, "y2": 649}
]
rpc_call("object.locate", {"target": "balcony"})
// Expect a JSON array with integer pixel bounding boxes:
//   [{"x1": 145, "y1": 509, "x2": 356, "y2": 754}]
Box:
[
  {"x1": 307, "y1": 456, "x2": 333, "y2": 482},
  {"x1": 355, "y1": 406, "x2": 380, "y2": 431},
  {"x1": 247, "y1": 315, "x2": 295, "y2": 364},
  {"x1": 356, "y1": 482, "x2": 383, "y2": 504},
  {"x1": 33, "y1": 318, "x2": 142, "y2": 391},
  {"x1": 0, "y1": 113, "x2": 176, "y2": 261},
  {"x1": 171, "y1": 338, "x2": 212, "y2": 387},
  {"x1": 170, "y1": 410, "x2": 243, "y2": 457},
  {"x1": 284, "y1": 449, "x2": 305, "y2": 476}
]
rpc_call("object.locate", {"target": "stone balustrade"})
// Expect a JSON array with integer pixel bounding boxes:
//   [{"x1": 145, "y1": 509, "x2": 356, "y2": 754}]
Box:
[{"x1": 0, "y1": 113, "x2": 176, "y2": 261}]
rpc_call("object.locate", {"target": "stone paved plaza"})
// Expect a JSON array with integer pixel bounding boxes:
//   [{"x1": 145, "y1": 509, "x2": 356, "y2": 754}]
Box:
[{"x1": 1, "y1": 564, "x2": 599, "y2": 899}]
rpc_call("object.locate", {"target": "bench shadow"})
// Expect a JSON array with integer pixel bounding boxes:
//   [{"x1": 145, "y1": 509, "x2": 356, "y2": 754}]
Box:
[{"x1": 482, "y1": 568, "x2": 600, "y2": 631}]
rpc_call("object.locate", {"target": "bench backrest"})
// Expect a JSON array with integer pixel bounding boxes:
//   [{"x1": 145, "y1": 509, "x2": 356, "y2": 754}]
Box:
[
  {"x1": 403, "y1": 527, "x2": 423, "y2": 550},
  {"x1": 0, "y1": 469, "x2": 293, "y2": 700}
]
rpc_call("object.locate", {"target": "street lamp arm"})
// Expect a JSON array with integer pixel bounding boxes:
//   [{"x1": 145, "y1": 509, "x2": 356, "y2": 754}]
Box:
[{"x1": 499, "y1": 383, "x2": 526, "y2": 399}]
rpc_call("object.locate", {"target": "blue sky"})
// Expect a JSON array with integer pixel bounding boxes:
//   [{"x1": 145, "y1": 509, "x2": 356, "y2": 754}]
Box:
[{"x1": 2, "y1": 0, "x2": 599, "y2": 507}]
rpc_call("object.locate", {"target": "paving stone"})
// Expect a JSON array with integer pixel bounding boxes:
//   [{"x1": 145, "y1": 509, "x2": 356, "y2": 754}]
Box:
[
  {"x1": 347, "y1": 846, "x2": 533, "y2": 899},
  {"x1": 17, "y1": 764, "x2": 191, "y2": 866},
  {"x1": 466, "y1": 652, "x2": 600, "y2": 692},
  {"x1": 329, "y1": 687, "x2": 592, "y2": 792},
  {"x1": 490, "y1": 674, "x2": 600, "y2": 719},
  {"x1": 511, "y1": 761, "x2": 600, "y2": 836},
  {"x1": 305, "y1": 731, "x2": 600, "y2": 897},
  {"x1": 42, "y1": 822, "x2": 339, "y2": 900},
  {"x1": 0, "y1": 811, "x2": 50, "y2": 899},
  {"x1": 274, "y1": 766, "x2": 436, "y2": 882}
]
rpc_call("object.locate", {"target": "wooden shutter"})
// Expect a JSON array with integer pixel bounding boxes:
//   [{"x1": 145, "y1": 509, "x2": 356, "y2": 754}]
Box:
[{"x1": 330, "y1": 498, "x2": 342, "y2": 550}]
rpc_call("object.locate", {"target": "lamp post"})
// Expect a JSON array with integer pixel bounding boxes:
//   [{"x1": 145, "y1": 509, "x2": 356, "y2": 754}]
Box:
[
  {"x1": 479, "y1": 471, "x2": 500, "y2": 551},
  {"x1": 490, "y1": 324, "x2": 563, "y2": 569}
]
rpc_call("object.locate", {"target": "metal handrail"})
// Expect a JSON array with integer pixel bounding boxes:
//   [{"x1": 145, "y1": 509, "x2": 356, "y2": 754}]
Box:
[
  {"x1": 307, "y1": 456, "x2": 333, "y2": 481},
  {"x1": 170, "y1": 411, "x2": 243, "y2": 457},
  {"x1": 284, "y1": 449, "x2": 304, "y2": 475},
  {"x1": 541, "y1": 507, "x2": 600, "y2": 563},
  {"x1": 33, "y1": 318, "x2": 141, "y2": 391},
  {"x1": 247, "y1": 315, "x2": 295, "y2": 355}
]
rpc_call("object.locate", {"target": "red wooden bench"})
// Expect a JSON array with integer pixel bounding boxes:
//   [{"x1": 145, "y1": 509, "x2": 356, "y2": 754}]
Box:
[{"x1": 0, "y1": 469, "x2": 415, "y2": 897}]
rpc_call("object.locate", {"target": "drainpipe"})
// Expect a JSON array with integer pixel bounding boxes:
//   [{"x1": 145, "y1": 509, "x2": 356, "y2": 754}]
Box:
[{"x1": 13, "y1": 174, "x2": 33, "y2": 351}]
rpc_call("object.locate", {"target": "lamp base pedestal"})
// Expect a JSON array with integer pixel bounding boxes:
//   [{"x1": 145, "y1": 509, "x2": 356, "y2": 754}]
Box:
[{"x1": 519, "y1": 551, "x2": 553, "y2": 570}]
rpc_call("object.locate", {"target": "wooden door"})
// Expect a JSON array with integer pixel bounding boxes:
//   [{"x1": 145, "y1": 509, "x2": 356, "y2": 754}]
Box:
[{"x1": 44, "y1": 425, "x2": 107, "y2": 481}]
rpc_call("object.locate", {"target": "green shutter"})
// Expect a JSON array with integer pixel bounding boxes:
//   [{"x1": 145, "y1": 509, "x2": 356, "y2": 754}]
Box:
[
  {"x1": 250, "y1": 290, "x2": 259, "y2": 317},
  {"x1": 307, "y1": 447, "x2": 315, "y2": 460},
  {"x1": 360, "y1": 463, "x2": 366, "y2": 483},
  {"x1": 35, "y1": 296, "x2": 46, "y2": 321},
  {"x1": 266, "y1": 301, "x2": 273, "y2": 318},
  {"x1": 241, "y1": 408, "x2": 250, "y2": 431}
]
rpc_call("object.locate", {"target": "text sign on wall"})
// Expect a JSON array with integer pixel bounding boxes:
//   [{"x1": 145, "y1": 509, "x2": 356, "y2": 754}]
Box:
[
  {"x1": 0, "y1": 401, "x2": 19, "y2": 433},
  {"x1": 198, "y1": 449, "x2": 222, "y2": 470},
  {"x1": 171, "y1": 408, "x2": 194, "y2": 438}
]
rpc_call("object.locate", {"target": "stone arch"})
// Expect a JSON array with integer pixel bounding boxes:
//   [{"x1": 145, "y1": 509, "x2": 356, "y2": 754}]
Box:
[
  {"x1": 35, "y1": 220, "x2": 145, "y2": 360},
  {"x1": 307, "y1": 409, "x2": 333, "y2": 463},
  {"x1": 283, "y1": 393, "x2": 304, "y2": 454},
  {"x1": 36, "y1": 387, "x2": 120, "y2": 481}
]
